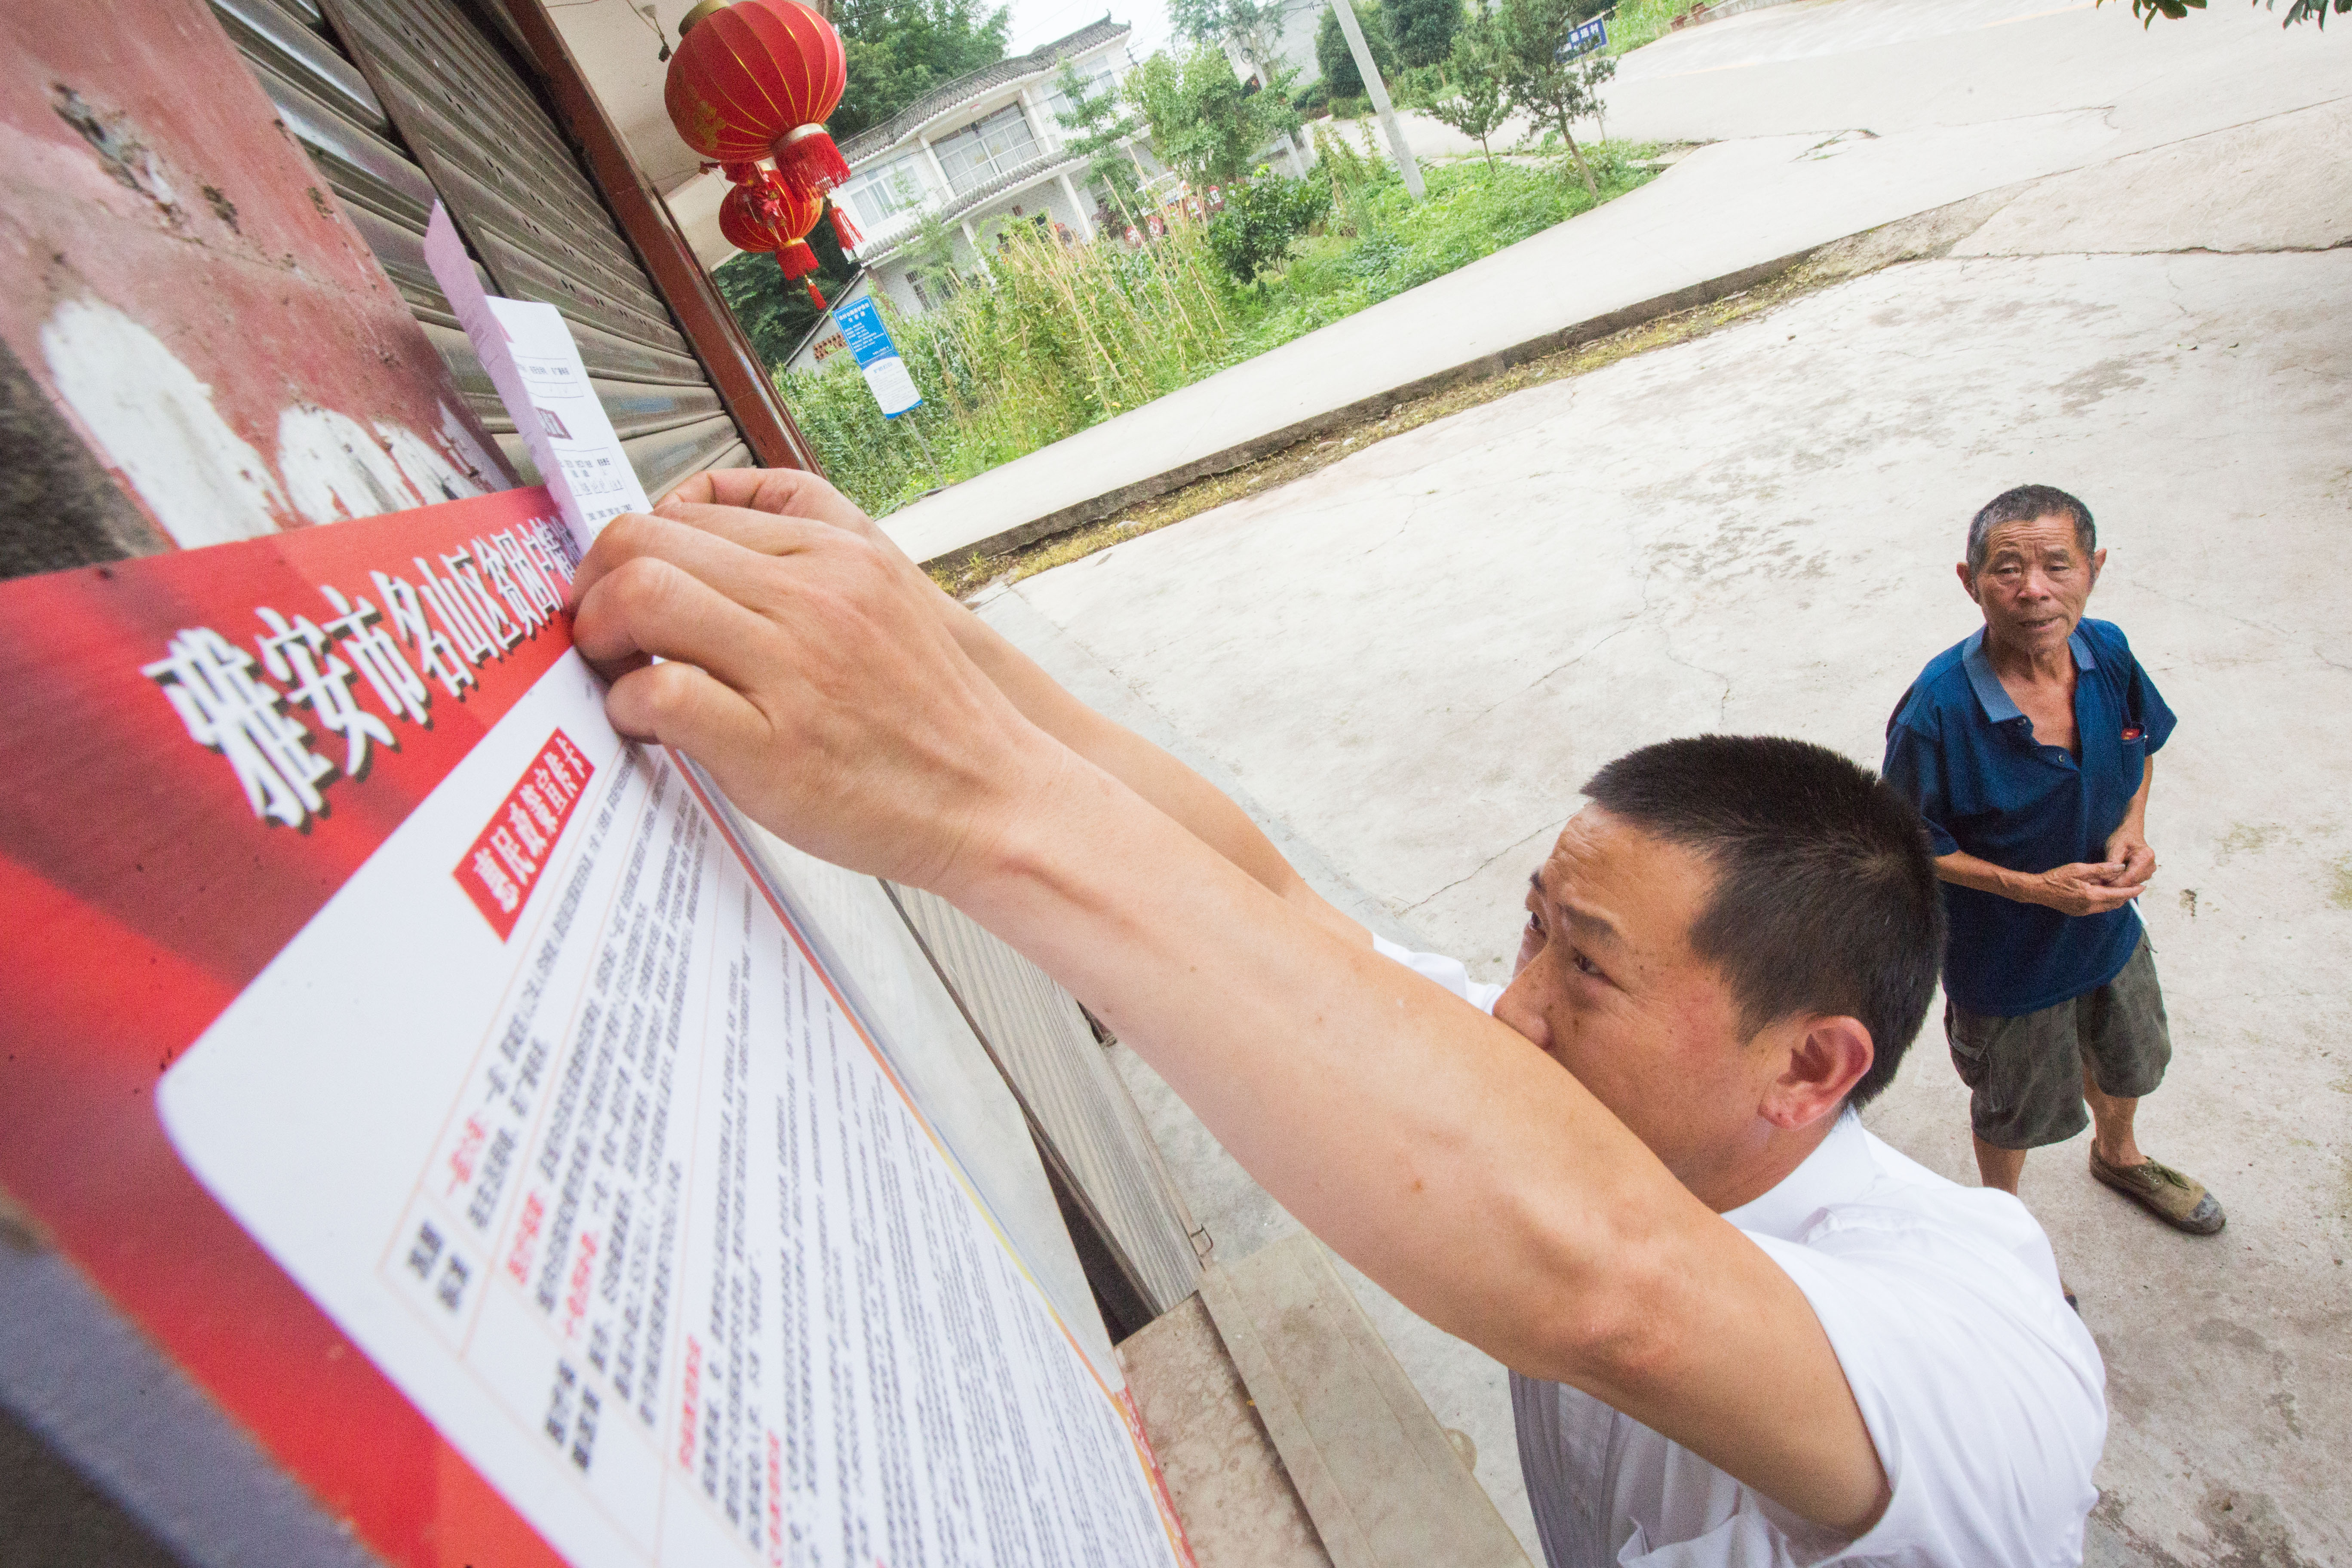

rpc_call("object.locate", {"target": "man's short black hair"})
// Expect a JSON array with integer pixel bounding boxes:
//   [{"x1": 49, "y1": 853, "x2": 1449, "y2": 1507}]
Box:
[
  {"x1": 1582, "y1": 736, "x2": 1943, "y2": 1109},
  {"x1": 1968, "y1": 484, "x2": 2095, "y2": 576}
]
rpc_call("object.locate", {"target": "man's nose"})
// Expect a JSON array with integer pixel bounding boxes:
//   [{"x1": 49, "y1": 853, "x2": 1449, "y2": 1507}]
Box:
[{"x1": 1493, "y1": 976, "x2": 1550, "y2": 1053}]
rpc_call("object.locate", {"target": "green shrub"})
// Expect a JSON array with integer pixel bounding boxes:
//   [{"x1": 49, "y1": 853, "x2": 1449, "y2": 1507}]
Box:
[
  {"x1": 1603, "y1": 0, "x2": 1689, "y2": 53},
  {"x1": 1207, "y1": 174, "x2": 1336, "y2": 285}
]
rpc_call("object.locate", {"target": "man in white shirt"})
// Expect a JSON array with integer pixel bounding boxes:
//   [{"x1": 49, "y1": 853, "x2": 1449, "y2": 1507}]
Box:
[{"x1": 565, "y1": 470, "x2": 2108, "y2": 1566}]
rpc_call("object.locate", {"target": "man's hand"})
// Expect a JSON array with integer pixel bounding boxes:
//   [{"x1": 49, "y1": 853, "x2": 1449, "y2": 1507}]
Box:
[
  {"x1": 2103, "y1": 825, "x2": 2156, "y2": 888},
  {"x1": 567, "y1": 504, "x2": 1064, "y2": 895},
  {"x1": 2032, "y1": 861, "x2": 2145, "y2": 916}
]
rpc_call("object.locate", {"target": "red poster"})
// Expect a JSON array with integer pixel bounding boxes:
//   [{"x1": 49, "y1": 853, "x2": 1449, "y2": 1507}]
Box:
[{"x1": 1, "y1": 490, "x2": 1191, "y2": 1568}]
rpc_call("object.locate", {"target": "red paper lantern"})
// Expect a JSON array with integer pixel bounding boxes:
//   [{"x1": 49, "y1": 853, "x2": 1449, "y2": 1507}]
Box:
[
  {"x1": 718, "y1": 176, "x2": 830, "y2": 310},
  {"x1": 666, "y1": 0, "x2": 850, "y2": 204}
]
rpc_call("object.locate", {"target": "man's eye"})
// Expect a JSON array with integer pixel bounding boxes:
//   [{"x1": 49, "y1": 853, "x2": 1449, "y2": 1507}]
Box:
[{"x1": 1572, "y1": 951, "x2": 1604, "y2": 979}]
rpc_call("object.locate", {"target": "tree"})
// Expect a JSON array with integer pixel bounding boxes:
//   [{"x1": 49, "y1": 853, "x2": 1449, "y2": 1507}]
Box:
[
  {"x1": 1315, "y1": 3, "x2": 1397, "y2": 101},
  {"x1": 1385, "y1": 0, "x2": 1465, "y2": 66},
  {"x1": 713, "y1": 217, "x2": 857, "y2": 370},
  {"x1": 1125, "y1": 44, "x2": 1304, "y2": 190},
  {"x1": 1492, "y1": 0, "x2": 1613, "y2": 196},
  {"x1": 831, "y1": 0, "x2": 1011, "y2": 139},
  {"x1": 1205, "y1": 173, "x2": 1333, "y2": 284},
  {"x1": 1169, "y1": 0, "x2": 1294, "y2": 78},
  {"x1": 1052, "y1": 59, "x2": 1146, "y2": 225},
  {"x1": 1423, "y1": 0, "x2": 1509, "y2": 166}
]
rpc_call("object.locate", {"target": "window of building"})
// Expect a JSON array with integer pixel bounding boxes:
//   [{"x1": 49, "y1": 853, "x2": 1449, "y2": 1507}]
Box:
[
  {"x1": 1041, "y1": 58, "x2": 1120, "y2": 127},
  {"x1": 838, "y1": 154, "x2": 928, "y2": 233},
  {"x1": 932, "y1": 103, "x2": 1042, "y2": 196}
]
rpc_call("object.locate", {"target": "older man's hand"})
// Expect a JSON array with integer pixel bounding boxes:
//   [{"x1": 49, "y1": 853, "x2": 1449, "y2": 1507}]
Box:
[
  {"x1": 566, "y1": 503, "x2": 1067, "y2": 895},
  {"x1": 2032, "y1": 860, "x2": 2145, "y2": 916},
  {"x1": 2103, "y1": 824, "x2": 2156, "y2": 888}
]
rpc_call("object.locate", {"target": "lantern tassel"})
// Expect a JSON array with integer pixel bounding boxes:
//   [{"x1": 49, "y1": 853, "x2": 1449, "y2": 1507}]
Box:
[
  {"x1": 804, "y1": 278, "x2": 829, "y2": 310},
  {"x1": 826, "y1": 199, "x2": 861, "y2": 254},
  {"x1": 773, "y1": 126, "x2": 851, "y2": 203}
]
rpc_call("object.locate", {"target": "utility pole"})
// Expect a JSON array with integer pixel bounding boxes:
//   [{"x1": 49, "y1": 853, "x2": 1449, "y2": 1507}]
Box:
[{"x1": 1327, "y1": 0, "x2": 1424, "y2": 199}]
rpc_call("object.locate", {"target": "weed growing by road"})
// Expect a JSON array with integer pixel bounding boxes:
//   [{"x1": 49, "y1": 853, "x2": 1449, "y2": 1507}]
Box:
[{"x1": 783, "y1": 144, "x2": 1655, "y2": 517}]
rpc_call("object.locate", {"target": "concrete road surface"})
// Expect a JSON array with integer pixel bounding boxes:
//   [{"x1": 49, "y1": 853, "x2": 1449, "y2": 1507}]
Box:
[
  {"x1": 968, "y1": 16, "x2": 2352, "y2": 1562},
  {"x1": 880, "y1": 0, "x2": 2348, "y2": 567}
]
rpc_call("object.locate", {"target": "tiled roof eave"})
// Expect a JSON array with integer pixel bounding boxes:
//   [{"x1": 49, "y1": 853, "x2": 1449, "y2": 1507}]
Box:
[
  {"x1": 857, "y1": 151, "x2": 1099, "y2": 266},
  {"x1": 836, "y1": 18, "x2": 1128, "y2": 166}
]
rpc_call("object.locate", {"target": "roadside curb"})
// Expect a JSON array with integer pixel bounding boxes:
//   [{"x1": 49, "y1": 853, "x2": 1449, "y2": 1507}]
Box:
[{"x1": 915, "y1": 245, "x2": 1821, "y2": 568}]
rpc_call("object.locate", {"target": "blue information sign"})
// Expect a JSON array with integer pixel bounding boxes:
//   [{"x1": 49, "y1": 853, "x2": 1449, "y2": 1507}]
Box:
[
  {"x1": 833, "y1": 295, "x2": 898, "y2": 368},
  {"x1": 1556, "y1": 14, "x2": 1607, "y2": 59}
]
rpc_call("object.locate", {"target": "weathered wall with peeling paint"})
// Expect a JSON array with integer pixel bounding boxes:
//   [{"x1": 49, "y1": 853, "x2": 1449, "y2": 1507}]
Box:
[{"x1": 0, "y1": 0, "x2": 515, "y2": 555}]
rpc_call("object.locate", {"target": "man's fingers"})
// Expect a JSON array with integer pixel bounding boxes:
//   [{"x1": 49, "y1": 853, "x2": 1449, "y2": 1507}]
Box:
[
  {"x1": 604, "y1": 658, "x2": 771, "y2": 764},
  {"x1": 571, "y1": 547, "x2": 789, "y2": 694},
  {"x1": 648, "y1": 499, "x2": 817, "y2": 558},
  {"x1": 570, "y1": 509, "x2": 830, "y2": 615},
  {"x1": 656, "y1": 470, "x2": 721, "y2": 509},
  {"x1": 656, "y1": 465, "x2": 870, "y2": 529}
]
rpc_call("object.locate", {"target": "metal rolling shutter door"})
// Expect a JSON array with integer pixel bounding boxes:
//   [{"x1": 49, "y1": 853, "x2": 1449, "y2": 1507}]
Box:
[
  {"x1": 891, "y1": 884, "x2": 1206, "y2": 1326},
  {"x1": 212, "y1": 0, "x2": 752, "y2": 497}
]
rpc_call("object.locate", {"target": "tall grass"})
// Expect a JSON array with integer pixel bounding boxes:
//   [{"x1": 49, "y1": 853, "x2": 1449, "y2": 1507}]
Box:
[
  {"x1": 784, "y1": 146, "x2": 1657, "y2": 517},
  {"x1": 784, "y1": 220, "x2": 1241, "y2": 516}
]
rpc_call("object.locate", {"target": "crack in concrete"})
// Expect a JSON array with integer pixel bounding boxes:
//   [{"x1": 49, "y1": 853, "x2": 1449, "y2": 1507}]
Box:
[
  {"x1": 1400, "y1": 819, "x2": 1562, "y2": 914},
  {"x1": 1450, "y1": 618, "x2": 1646, "y2": 733}
]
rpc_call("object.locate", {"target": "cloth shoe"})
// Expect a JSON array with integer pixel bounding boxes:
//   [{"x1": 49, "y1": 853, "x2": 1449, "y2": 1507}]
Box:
[{"x1": 2090, "y1": 1148, "x2": 2225, "y2": 1235}]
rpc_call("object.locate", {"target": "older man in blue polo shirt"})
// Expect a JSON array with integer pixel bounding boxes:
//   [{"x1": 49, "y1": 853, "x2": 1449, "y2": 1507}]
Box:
[{"x1": 1885, "y1": 485, "x2": 2223, "y2": 1262}]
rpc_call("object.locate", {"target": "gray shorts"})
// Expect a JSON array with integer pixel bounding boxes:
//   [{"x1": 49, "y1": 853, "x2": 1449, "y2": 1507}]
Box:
[{"x1": 1946, "y1": 934, "x2": 2172, "y2": 1150}]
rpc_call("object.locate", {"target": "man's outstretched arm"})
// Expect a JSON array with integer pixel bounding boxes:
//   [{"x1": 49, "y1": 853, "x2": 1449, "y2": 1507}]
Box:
[
  {"x1": 571, "y1": 499, "x2": 1891, "y2": 1538},
  {"x1": 657, "y1": 469, "x2": 1367, "y2": 947}
]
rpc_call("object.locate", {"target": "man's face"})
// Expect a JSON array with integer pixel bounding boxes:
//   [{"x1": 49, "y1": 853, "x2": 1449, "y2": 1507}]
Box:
[
  {"x1": 1962, "y1": 514, "x2": 2105, "y2": 657},
  {"x1": 1495, "y1": 807, "x2": 1785, "y2": 1207}
]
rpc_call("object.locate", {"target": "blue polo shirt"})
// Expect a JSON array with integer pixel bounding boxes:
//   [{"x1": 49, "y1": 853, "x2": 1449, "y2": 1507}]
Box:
[{"x1": 1882, "y1": 618, "x2": 2175, "y2": 1017}]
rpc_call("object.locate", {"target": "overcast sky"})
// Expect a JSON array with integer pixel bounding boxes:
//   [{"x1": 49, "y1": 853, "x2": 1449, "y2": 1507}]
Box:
[{"x1": 1003, "y1": 0, "x2": 1175, "y2": 58}]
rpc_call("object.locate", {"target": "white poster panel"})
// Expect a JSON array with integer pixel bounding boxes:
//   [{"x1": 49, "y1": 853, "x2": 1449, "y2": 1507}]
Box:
[{"x1": 158, "y1": 653, "x2": 1188, "y2": 1568}]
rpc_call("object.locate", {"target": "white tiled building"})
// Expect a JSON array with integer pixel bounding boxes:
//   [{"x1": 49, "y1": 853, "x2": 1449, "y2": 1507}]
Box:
[{"x1": 834, "y1": 18, "x2": 1158, "y2": 319}]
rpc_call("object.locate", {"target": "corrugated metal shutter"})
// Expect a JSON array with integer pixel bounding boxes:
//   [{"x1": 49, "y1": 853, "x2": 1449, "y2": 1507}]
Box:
[
  {"x1": 213, "y1": 0, "x2": 752, "y2": 497},
  {"x1": 891, "y1": 884, "x2": 1205, "y2": 1325}
]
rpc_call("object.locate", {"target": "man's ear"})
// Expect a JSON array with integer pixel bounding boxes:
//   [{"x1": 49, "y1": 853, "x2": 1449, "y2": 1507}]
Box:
[
  {"x1": 1760, "y1": 1016, "x2": 1874, "y2": 1132},
  {"x1": 1954, "y1": 560, "x2": 1977, "y2": 602}
]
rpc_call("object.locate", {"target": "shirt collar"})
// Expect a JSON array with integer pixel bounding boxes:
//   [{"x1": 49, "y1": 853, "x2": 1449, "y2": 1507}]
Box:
[
  {"x1": 1724, "y1": 1110, "x2": 1878, "y2": 1242},
  {"x1": 1962, "y1": 626, "x2": 2098, "y2": 724}
]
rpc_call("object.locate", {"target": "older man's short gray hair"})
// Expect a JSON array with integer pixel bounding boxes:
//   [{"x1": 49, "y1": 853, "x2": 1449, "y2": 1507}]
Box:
[{"x1": 1967, "y1": 485, "x2": 2096, "y2": 576}]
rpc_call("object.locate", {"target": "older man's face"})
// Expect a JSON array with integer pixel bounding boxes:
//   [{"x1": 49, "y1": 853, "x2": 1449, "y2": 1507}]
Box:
[{"x1": 1962, "y1": 514, "x2": 2106, "y2": 657}]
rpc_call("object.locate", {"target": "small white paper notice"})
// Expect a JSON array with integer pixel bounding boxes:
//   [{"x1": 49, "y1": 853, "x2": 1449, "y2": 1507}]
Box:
[
  {"x1": 860, "y1": 356, "x2": 924, "y2": 418},
  {"x1": 425, "y1": 203, "x2": 650, "y2": 552}
]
